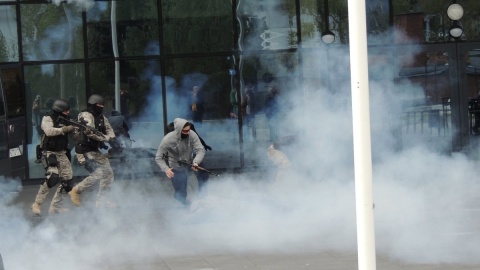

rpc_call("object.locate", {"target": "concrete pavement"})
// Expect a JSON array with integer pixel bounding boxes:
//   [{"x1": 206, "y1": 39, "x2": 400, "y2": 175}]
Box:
[{"x1": 1, "y1": 172, "x2": 480, "y2": 270}]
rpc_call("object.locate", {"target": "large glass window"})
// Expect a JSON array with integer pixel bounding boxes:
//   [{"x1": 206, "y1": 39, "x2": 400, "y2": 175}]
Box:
[
  {"x1": 162, "y1": 0, "x2": 233, "y2": 54},
  {"x1": 89, "y1": 60, "x2": 159, "y2": 120},
  {"x1": 299, "y1": 0, "x2": 322, "y2": 48},
  {"x1": 238, "y1": 52, "x2": 298, "y2": 166},
  {"x1": 466, "y1": 48, "x2": 480, "y2": 137},
  {"x1": 86, "y1": 0, "x2": 159, "y2": 58},
  {"x1": 299, "y1": 0, "x2": 350, "y2": 47},
  {"x1": 301, "y1": 48, "x2": 341, "y2": 93},
  {"x1": 165, "y1": 56, "x2": 240, "y2": 168},
  {"x1": 393, "y1": 0, "x2": 480, "y2": 42},
  {"x1": 21, "y1": 3, "x2": 84, "y2": 61},
  {"x1": 165, "y1": 56, "x2": 232, "y2": 121},
  {"x1": 237, "y1": 0, "x2": 297, "y2": 50},
  {"x1": 24, "y1": 63, "x2": 86, "y2": 178},
  {"x1": 1, "y1": 67, "x2": 24, "y2": 119},
  {"x1": 0, "y1": 73, "x2": 6, "y2": 160},
  {"x1": 89, "y1": 60, "x2": 162, "y2": 148},
  {"x1": 394, "y1": 48, "x2": 452, "y2": 150},
  {"x1": 366, "y1": 0, "x2": 391, "y2": 44},
  {"x1": 0, "y1": 5, "x2": 18, "y2": 62},
  {"x1": 244, "y1": 52, "x2": 298, "y2": 120}
]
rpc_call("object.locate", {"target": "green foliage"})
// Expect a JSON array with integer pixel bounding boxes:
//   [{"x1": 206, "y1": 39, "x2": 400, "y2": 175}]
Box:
[
  {"x1": 0, "y1": 33, "x2": 8, "y2": 62},
  {"x1": 24, "y1": 64, "x2": 85, "y2": 104},
  {"x1": 162, "y1": 0, "x2": 233, "y2": 54},
  {"x1": 302, "y1": 22, "x2": 317, "y2": 38},
  {"x1": 329, "y1": 0, "x2": 349, "y2": 44},
  {"x1": 21, "y1": 3, "x2": 84, "y2": 60},
  {"x1": 288, "y1": 30, "x2": 297, "y2": 46}
]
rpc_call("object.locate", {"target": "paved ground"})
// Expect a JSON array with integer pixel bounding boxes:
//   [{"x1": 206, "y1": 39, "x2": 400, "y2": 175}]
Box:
[{"x1": 1, "y1": 170, "x2": 480, "y2": 270}]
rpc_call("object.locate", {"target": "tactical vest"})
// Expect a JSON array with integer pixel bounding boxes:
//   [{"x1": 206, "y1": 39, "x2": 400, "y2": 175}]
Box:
[
  {"x1": 41, "y1": 112, "x2": 69, "y2": 152},
  {"x1": 76, "y1": 110, "x2": 107, "y2": 153}
]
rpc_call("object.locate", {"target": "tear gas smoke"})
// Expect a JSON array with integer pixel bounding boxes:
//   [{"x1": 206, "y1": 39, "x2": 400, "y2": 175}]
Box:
[{"x1": 2, "y1": 5, "x2": 480, "y2": 269}]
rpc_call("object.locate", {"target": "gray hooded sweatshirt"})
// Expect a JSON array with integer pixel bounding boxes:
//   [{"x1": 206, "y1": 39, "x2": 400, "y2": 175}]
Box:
[{"x1": 155, "y1": 118, "x2": 205, "y2": 172}]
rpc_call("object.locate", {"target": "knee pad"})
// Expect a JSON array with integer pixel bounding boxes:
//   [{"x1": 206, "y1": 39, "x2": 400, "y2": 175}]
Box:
[
  {"x1": 47, "y1": 154, "x2": 58, "y2": 167},
  {"x1": 75, "y1": 153, "x2": 86, "y2": 165},
  {"x1": 45, "y1": 167, "x2": 59, "y2": 188},
  {"x1": 61, "y1": 180, "x2": 74, "y2": 193}
]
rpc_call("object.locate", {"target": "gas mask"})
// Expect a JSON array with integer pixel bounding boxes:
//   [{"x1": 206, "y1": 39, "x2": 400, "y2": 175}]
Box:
[{"x1": 93, "y1": 105, "x2": 103, "y2": 115}]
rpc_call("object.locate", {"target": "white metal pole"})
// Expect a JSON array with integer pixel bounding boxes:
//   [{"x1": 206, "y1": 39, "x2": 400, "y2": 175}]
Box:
[
  {"x1": 347, "y1": 1, "x2": 377, "y2": 270},
  {"x1": 111, "y1": 1, "x2": 120, "y2": 112}
]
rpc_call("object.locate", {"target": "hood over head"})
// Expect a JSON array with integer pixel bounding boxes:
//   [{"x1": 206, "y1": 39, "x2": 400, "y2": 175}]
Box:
[
  {"x1": 173, "y1": 118, "x2": 189, "y2": 137},
  {"x1": 111, "y1": 110, "x2": 121, "y2": 116}
]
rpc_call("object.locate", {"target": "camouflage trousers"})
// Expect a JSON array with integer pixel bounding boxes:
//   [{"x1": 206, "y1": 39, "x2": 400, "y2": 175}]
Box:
[
  {"x1": 76, "y1": 150, "x2": 114, "y2": 201},
  {"x1": 34, "y1": 150, "x2": 73, "y2": 208},
  {"x1": 267, "y1": 145, "x2": 291, "y2": 182}
]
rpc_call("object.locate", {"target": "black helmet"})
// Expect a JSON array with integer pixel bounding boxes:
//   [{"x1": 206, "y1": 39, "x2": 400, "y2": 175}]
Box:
[
  {"x1": 52, "y1": 99, "x2": 70, "y2": 113},
  {"x1": 88, "y1": 94, "x2": 105, "y2": 105}
]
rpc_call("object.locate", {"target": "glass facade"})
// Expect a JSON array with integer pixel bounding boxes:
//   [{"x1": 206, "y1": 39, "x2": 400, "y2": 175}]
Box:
[
  {"x1": 0, "y1": 5, "x2": 18, "y2": 62},
  {"x1": 237, "y1": 0, "x2": 297, "y2": 50},
  {"x1": 21, "y1": 4, "x2": 84, "y2": 61},
  {"x1": 393, "y1": 0, "x2": 480, "y2": 42},
  {"x1": 1, "y1": 0, "x2": 480, "y2": 180},
  {"x1": 87, "y1": 0, "x2": 159, "y2": 58},
  {"x1": 162, "y1": 0, "x2": 233, "y2": 54}
]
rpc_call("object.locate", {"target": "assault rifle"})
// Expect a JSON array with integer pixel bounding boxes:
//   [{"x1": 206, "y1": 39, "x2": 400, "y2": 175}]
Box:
[
  {"x1": 162, "y1": 153, "x2": 219, "y2": 176},
  {"x1": 58, "y1": 116, "x2": 105, "y2": 138}
]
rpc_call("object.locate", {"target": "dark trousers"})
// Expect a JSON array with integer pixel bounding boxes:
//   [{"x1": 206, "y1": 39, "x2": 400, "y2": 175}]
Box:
[
  {"x1": 195, "y1": 169, "x2": 209, "y2": 192},
  {"x1": 171, "y1": 169, "x2": 188, "y2": 205}
]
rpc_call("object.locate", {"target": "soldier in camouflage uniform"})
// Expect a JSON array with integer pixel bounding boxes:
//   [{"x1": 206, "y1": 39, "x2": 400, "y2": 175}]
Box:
[
  {"x1": 31, "y1": 99, "x2": 76, "y2": 215},
  {"x1": 69, "y1": 94, "x2": 117, "y2": 208}
]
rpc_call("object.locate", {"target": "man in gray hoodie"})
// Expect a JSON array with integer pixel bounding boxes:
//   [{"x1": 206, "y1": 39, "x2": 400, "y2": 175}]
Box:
[{"x1": 155, "y1": 118, "x2": 206, "y2": 205}]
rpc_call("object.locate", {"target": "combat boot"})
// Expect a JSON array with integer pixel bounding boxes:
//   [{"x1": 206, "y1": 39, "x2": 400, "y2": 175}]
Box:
[
  {"x1": 48, "y1": 206, "x2": 69, "y2": 214},
  {"x1": 68, "y1": 187, "x2": 81, "y2": 206},
  {"x1": 96, "y1": 199, "x2": 117, "y2": 208},
  {"x1": 31, "y1": 202, "x2": 42, "y2": 215}
]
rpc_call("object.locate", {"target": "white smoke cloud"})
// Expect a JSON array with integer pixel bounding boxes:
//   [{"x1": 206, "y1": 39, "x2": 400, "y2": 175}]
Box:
[
  {"x1": 2, "y1": 6, "x2": 480, "y2": 270},
  {"x1": 5, "y1": 64, "x2": 480, "y2": 267}
]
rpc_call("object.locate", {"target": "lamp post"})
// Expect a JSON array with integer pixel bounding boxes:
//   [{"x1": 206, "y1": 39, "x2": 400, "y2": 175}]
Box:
[
  {"x1": 321, "y1": 0, "x2": 335, "y2": 44},
  {"x1": 446, "y1": 2, "x2": 467, "y2": 151},
  {"x1": 321, "y1": 29, "x2": 335, "y2": 44},
  {"x1": 449, "y1": 21, "x2": 463, "y2": 39},
  {"x1": 447, "y1": 3, "x2": 464, "y2": 40},
  {"x1": 447, "y1": 3, "x2": 464, "y2": 20},
  {"x1": 348, "y1": 0, "x2": 376, "y2": 269}
]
